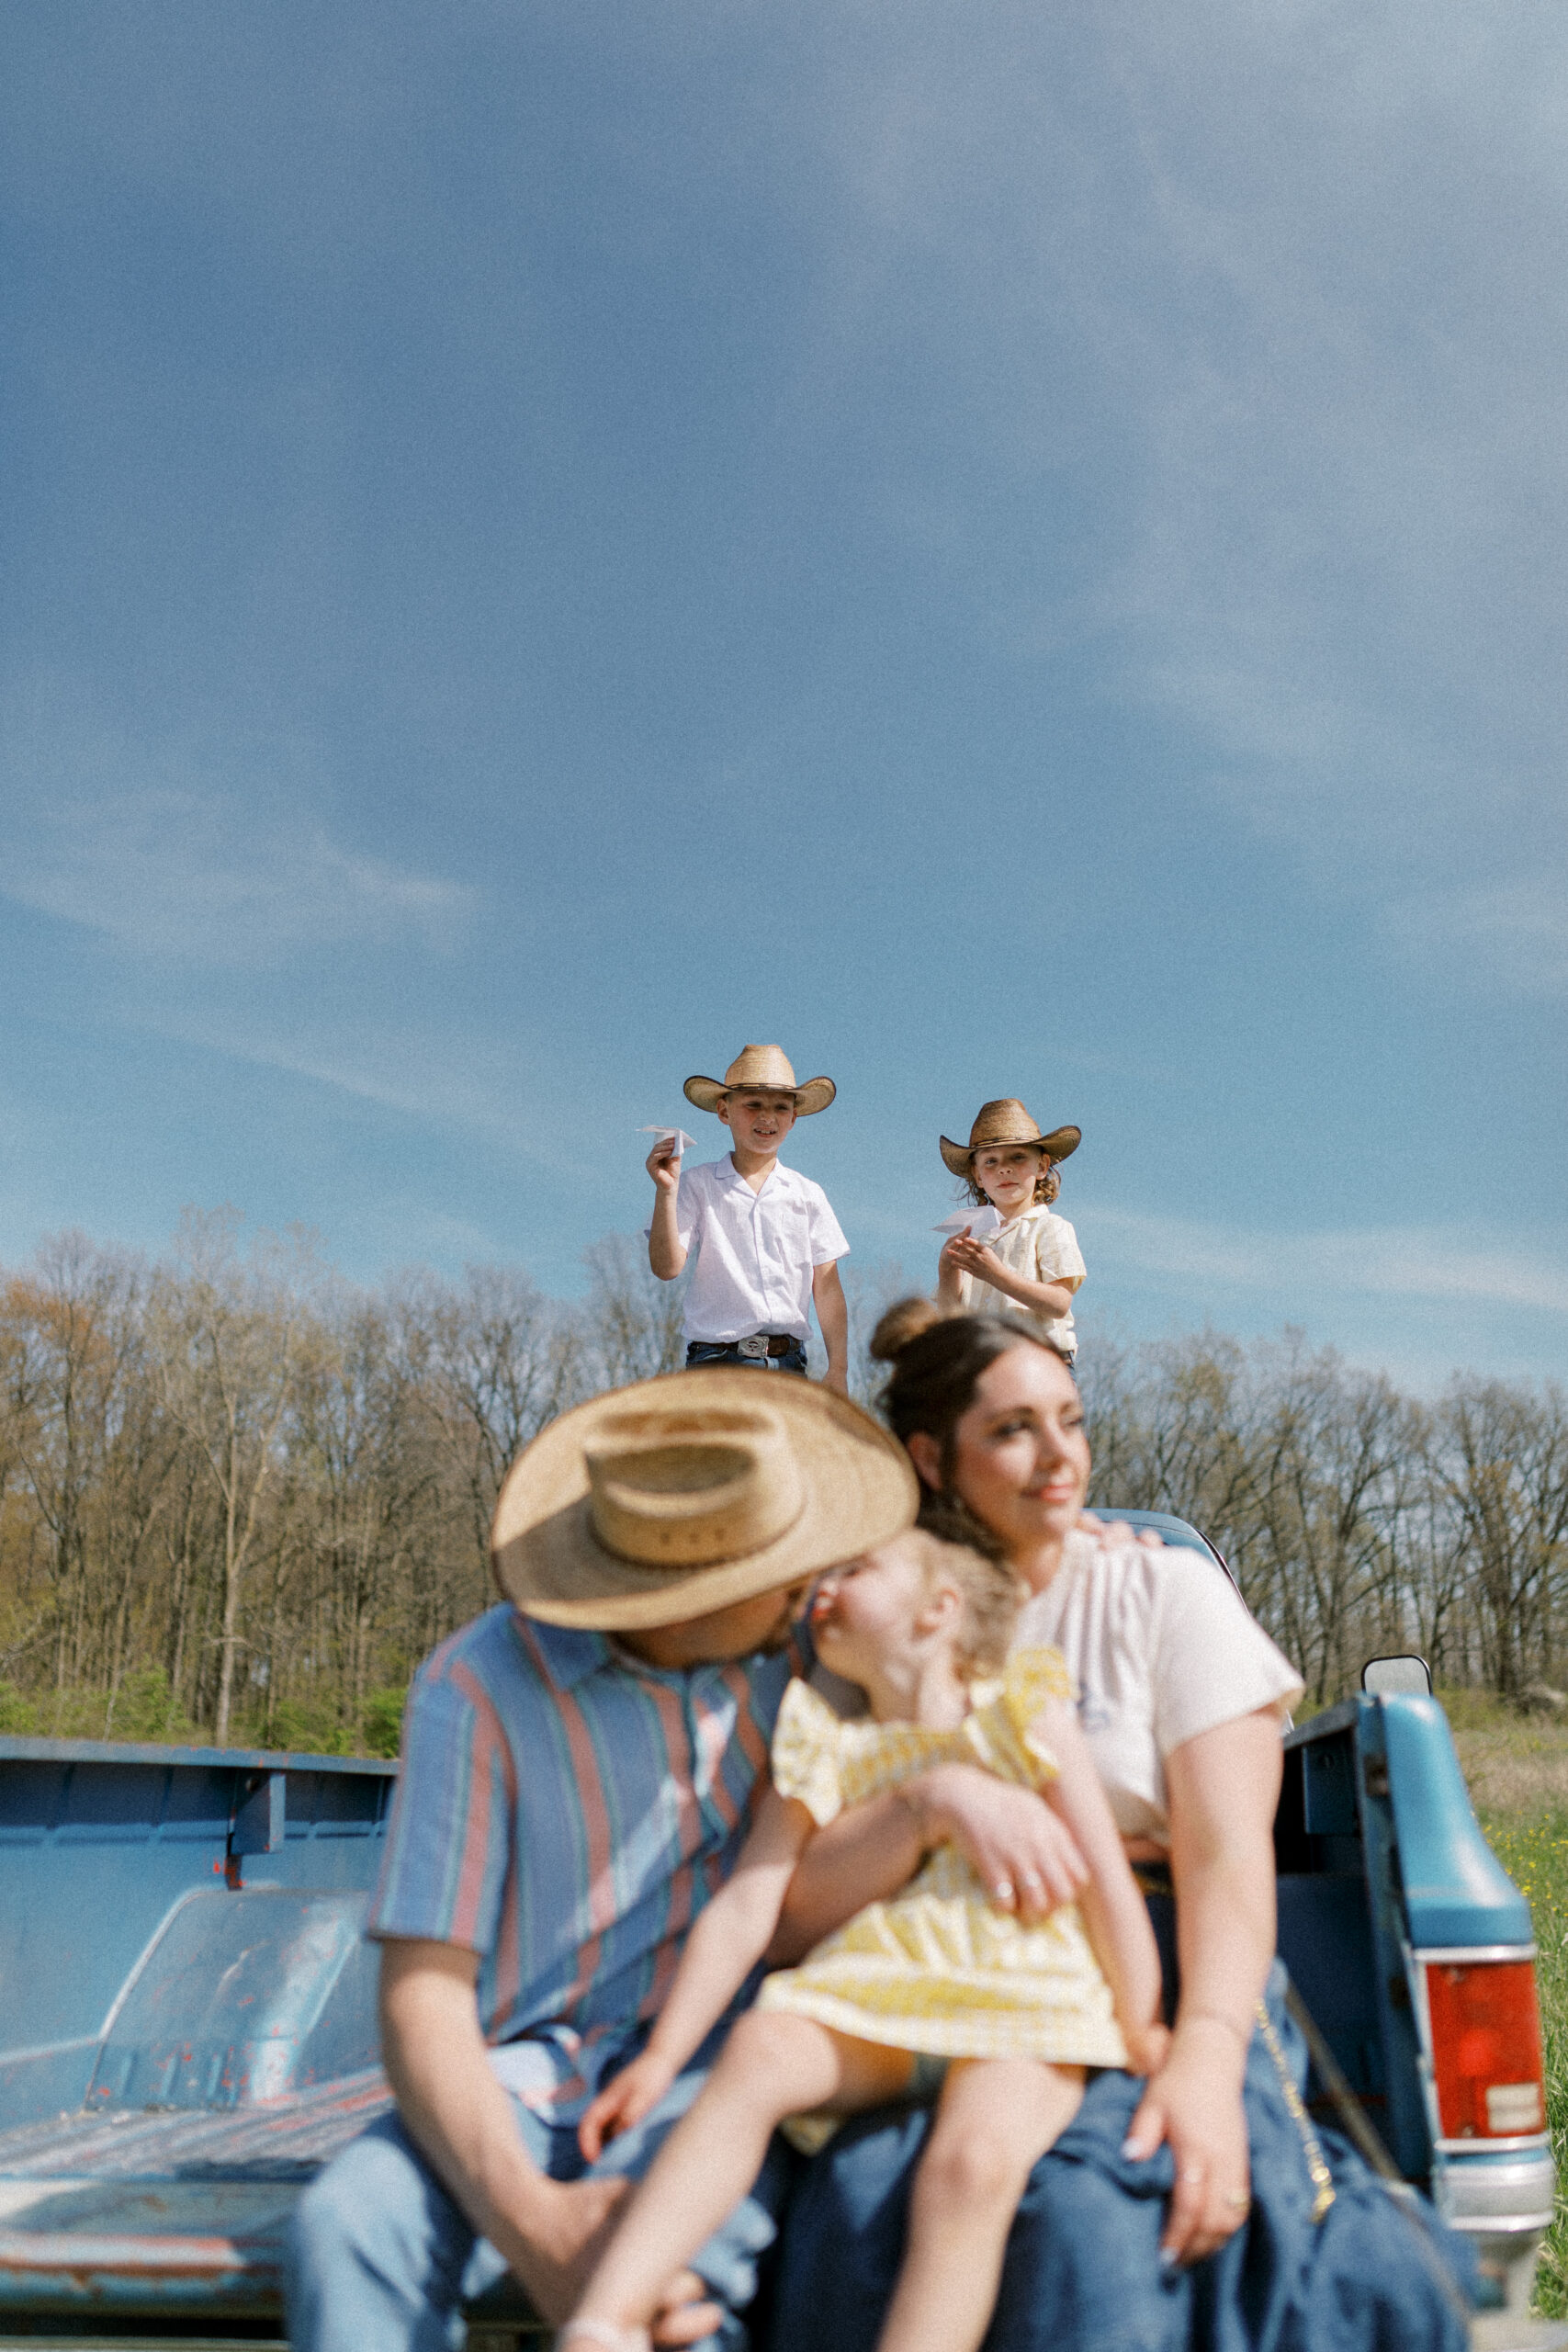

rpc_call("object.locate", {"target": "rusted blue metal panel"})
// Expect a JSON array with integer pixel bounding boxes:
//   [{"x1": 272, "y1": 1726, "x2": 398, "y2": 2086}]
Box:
[{"x1": 0, "y1": 1745, "x2": 396, "y2": 2139}]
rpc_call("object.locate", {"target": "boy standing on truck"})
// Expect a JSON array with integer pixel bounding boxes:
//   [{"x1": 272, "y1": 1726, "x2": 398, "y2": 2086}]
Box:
[{"x1": 647, "y1": 1042, "x2": 851, "y2": 1394}]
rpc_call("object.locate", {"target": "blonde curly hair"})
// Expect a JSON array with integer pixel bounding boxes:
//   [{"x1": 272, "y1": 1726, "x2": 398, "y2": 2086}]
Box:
[
  {"x1": 963, "y1": 1152, "x2": 1061, "y2": 1210},
  {"x1": 903, "y1": 1529, "x2": 1025, "y2": 1681}
]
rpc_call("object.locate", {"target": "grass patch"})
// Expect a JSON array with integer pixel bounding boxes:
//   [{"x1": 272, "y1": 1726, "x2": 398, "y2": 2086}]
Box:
[
  {"x1": 0, "y1": 1673, "x2": 407, "y2": 1758},
  {"x1": 1472, "y1": 1808, "x2": 1568, "y2": 2318},
  {"x1": 1455, "y1": 1696, "x2": 1568, "y2": 2317}
]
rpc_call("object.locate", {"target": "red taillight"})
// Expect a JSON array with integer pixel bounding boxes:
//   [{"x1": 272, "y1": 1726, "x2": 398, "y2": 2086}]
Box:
[{"x1": 1424, "y1": 1957, "x2": 1545, "y2": 2141}]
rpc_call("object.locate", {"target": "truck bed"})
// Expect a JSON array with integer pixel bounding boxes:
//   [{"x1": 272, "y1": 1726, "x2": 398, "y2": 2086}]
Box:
[{"x1": 1, "y1": 1664, "x2": 1560, "y2": 2347}]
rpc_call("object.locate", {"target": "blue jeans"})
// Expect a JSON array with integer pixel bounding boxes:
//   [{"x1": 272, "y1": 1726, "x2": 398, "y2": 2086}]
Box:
[
  {"x1": 286, "y1": 2044, "x2": 792, "y2": 2352},
  {"x1": 685, "y1": 1340, "x2": 808, "y2": 1374},
  {"x1": 768, "y1": 1962, "x2": 1473, "y2": 2352}
]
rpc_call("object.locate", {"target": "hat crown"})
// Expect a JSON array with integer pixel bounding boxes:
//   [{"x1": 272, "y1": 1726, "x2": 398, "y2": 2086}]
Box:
[
  {"x1": 583, "y1": 1405, "x2": 805, "y2": 1570},
  {"x1": 969, "y1": 1098, "x2": 1042, "y2": 1148},
  {"x1": 722, "y1": 1044, "x2": 798, "y2": 1091}
]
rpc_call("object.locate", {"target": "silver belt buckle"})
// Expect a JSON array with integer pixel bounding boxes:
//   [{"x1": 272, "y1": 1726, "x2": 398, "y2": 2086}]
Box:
[{"x1": 737, "y1": 1335, "x2": 770, "y2": 1362}]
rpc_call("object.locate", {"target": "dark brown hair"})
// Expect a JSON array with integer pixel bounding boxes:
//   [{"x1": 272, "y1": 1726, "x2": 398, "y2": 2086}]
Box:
[{"x1": 868, "y1": 1300, "x2": 1073, "y2": 1555}]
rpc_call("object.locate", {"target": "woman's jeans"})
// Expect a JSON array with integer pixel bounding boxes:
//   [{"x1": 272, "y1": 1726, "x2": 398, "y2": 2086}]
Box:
[{"x1": 768, "y1": 1960, "x2": 1473, "y2": 2352}]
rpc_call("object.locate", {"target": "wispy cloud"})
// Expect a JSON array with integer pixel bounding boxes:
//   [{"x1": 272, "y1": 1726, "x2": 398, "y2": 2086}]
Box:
[
  {"x1": 0, "y1": 691, "x2": 479, "y2": 964},
  {"x1": 800, "y1": 0, "x2": 1568, "y2": 994},
  {"x1": 1093, "y1": 1206, "x2": 1568, "y2": 1318},
  {"x1": 145, "y1": 1008, "x2": 562, "y2": 1166}
]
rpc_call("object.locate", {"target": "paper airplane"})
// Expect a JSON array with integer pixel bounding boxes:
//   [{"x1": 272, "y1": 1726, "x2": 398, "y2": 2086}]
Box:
[
  {"x1": 933, "y1": 1204, "x2": 1003, "y2": 1239},
  {"x1": 639, "y1": 1126, "x2": 697, "y2": 1158}
]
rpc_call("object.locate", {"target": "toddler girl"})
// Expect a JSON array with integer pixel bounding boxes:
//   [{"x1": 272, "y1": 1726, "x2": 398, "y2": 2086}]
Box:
[
  {"x1": 934, "y1": 1097, "x2": 1085, "y2": 1362},
  {"x1": 558, "y1": 1529, "x2": 1166, "y2": 2352}
]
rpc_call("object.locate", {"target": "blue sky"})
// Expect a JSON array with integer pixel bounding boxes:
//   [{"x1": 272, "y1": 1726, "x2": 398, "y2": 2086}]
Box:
[{"x1": 2, "y1": 0, "x2": 1564, "y2": 1391}]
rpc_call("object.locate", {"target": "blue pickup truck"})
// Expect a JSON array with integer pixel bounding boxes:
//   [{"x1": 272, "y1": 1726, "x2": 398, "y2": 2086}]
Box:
[{"x1": 0, "y1": 1516, "x2": 1560, "y2": 2349}]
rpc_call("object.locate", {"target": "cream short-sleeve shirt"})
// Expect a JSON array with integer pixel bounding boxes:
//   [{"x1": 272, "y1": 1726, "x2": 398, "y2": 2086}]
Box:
[
  {"x1": 1014, "y1": 1532, "x2": 1303, "y2": 1846},
  {"x1": 954, "y1": 1206, "x2": 1085, "y2": 1358}
]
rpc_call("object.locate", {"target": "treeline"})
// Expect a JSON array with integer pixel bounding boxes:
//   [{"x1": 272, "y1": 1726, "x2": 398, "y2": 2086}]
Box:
[
  {"x1": 1081, "y1": 1332, "x2": 1568, "y2": 1706},
  {"x1": 0, "y1": 1216, "x2": 1563, "y2": 1751}
]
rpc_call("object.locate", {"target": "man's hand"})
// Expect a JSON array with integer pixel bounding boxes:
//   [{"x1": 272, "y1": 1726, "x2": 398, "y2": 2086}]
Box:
[
  {"x1": 378, "y1": 1943, "x2": 646, "y2": 2326},
  {"x1": 505, "y1": 2172, "x2": 631, "y2": 2321},
  {"x1": 497, "y1": 2184, "x2": 722, "y2": 2343},
  {"x1": 578, "y1": 2050, "x2": 678, "y2": 2163}
]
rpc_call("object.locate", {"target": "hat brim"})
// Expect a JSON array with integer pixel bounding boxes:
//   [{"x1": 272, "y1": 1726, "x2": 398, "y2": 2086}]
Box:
[
  {"x1": 940, "y1": 1124, "x2": 1081, "y2": 1179},
  {"x1": 684, "y1": 1074, "x2": 836, "y2": 1116},
  {"x1": 491, "y1": 1367, "x2": 917, "y2": 1630}
]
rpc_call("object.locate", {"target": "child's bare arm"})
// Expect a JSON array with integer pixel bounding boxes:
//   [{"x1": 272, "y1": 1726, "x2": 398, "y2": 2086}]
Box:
[
  {"x1": 1033, "y1": 1694, "x2": 1167, "y2": 2069},
  {"x1": 646, "y1": 1139, "x2": 687, "y2": 1280},
  {"x1": 935, "y1": 1235, "x2": 968, "y2": 1308},
  {"x1": 578, "y1": 1786, "x2": 813, "y2": 2156},
  {"x1": 811, "y1": 1260, "x2": 849, "y2": 1394}
]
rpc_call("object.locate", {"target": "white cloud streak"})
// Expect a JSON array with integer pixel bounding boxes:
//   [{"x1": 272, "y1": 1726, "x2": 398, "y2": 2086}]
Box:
[
  {"x1": 801, "y1": 0, "x2": 1568, "y2": 992},
  {"x1": 1092, "y1": 1205, "x2": 1568, "y2": 1318},
  {"x1": 0, "y1": 692, "x2": 479, "y2": 964}
]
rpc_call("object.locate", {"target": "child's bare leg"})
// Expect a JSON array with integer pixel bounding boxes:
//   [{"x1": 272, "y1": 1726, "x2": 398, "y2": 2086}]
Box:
[
  {"x1": 569, "y1": 2010, "x2": 914, "y2": 2342},
  {"x1": 876, "y1": 2058, "x2": 1086, "y2": 2352}
]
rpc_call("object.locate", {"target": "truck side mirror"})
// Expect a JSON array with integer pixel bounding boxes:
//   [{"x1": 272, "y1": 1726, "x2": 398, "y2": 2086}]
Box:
[{"x1": 1361, "y1": 1653, "x2": 1432, "y2": 1698}]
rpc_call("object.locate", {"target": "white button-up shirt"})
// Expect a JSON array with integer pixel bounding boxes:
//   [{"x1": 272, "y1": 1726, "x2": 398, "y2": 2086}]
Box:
[{"x1": 660, "y1": 1156, "x2": 850, "y2": 1343}]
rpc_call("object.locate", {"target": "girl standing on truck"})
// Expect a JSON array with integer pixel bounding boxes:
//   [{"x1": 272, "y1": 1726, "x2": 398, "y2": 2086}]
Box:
[
  {"x1": 933, "y1": 1100, "x2": 1086, "y2": 1363},
  {"x1": 558, "y1": 1528, "x2": 1168, "y2": 2352}
]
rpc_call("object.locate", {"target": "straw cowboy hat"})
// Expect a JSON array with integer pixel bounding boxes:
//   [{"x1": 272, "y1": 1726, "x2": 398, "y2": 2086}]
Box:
[
  {"x1": 939, "y1": 1098, "x2": 1082, "y2": 1180},
  {"x1": 683, "y1": 1044, "x2": 836, "y2": 1118},
  {"x1": 491, "y1": 1368, "x2": 917, "y2": 1630}
]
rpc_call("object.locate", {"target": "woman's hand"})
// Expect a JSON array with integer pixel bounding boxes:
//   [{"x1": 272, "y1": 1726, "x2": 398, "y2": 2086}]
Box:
[
  {"x1": 577, "y1": 2049, "x2": 677, "y2": 2163},
  {"x1": 916, "y1": 1762, "x2": 1089, "y2": 1923},
  {"x1": 1122, "y1": 2018, "x2": 1251, "y2": 2265}
]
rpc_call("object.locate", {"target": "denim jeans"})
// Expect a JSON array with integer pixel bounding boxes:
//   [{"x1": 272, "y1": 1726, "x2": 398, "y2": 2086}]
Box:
[
  {"x1": 767, "y1": 1961, "x2": 1473, "y2": 2352},
  {"x1": 685, "y1": 1340, "x2": 808, "y2": 1375},
  {"x1": 286, "y1": 2041, "x2": 792, "y2": 2352}
]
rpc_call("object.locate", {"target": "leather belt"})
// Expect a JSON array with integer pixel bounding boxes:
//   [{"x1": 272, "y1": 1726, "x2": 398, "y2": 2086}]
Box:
[{"x1": 736, "y1": 1334, "x2": 796, "y2": 1359}]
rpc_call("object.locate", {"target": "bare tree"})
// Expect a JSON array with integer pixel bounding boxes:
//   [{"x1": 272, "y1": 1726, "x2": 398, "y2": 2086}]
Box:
[
  {"x1": 401, "y1": 1264, "x2": 582, "y2": 1623},
  {"x1": 150, "y1": 1211, "x2": 321, "y2": 1745},
  {"x1": 5, "y1": 1209, "x2": 1566, "y2": 1749},
  {"x1": 580, "y1": 1234, "x2": 686, "y2": 1387},
  {"x1": 1430, "y1": 1380, "x2": 1568, "y2": 1699}
]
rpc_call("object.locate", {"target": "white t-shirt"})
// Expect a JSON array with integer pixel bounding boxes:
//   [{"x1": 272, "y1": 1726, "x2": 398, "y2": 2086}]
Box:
[
  {"x1": 1014, "y1": 1533, "x2": 1303, "y2": 1846},
  {"x1": 954, "y1": 1206, "x2": 1086, "y2": 1358},
  {"x1": 657, "y1": 1156, "x2": 850, "y2": 1344}
]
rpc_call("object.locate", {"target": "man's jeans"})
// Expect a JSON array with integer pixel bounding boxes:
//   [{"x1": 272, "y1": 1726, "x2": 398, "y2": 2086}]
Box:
[
  {"x1": 286, "y1": 2045, "x2": 791, "y2": 2352},
  {"x1": 684, "y1": 1340, "x2": 808, "y2": 1374}
]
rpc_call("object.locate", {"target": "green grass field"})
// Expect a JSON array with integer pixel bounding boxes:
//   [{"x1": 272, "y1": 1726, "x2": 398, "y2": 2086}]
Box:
[{"x1": 1449, "y1": 1699, "x2": 1568, "y2": 2319}]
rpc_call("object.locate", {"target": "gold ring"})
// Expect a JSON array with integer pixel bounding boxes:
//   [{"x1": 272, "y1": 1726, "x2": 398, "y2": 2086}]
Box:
[{"x1": 1224, "y1": 2191, "x2": 1250, "y2": 2211}]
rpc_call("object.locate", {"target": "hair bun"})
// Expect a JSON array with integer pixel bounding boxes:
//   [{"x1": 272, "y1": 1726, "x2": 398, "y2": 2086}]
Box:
[{"x1": 869, "y1": 1295, "x2": 945, "y2": 1364}]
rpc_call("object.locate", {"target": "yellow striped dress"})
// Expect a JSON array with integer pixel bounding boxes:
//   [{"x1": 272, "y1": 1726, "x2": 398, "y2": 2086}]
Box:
[{"x1": 755, "y1": 1647, "x2": 1127, "y2": 2069}]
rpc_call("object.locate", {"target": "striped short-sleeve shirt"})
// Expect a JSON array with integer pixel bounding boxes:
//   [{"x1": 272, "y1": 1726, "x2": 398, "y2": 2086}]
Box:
[{"x1": 369, "y1": 1603, "x2": 800, "y2": 2119}]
